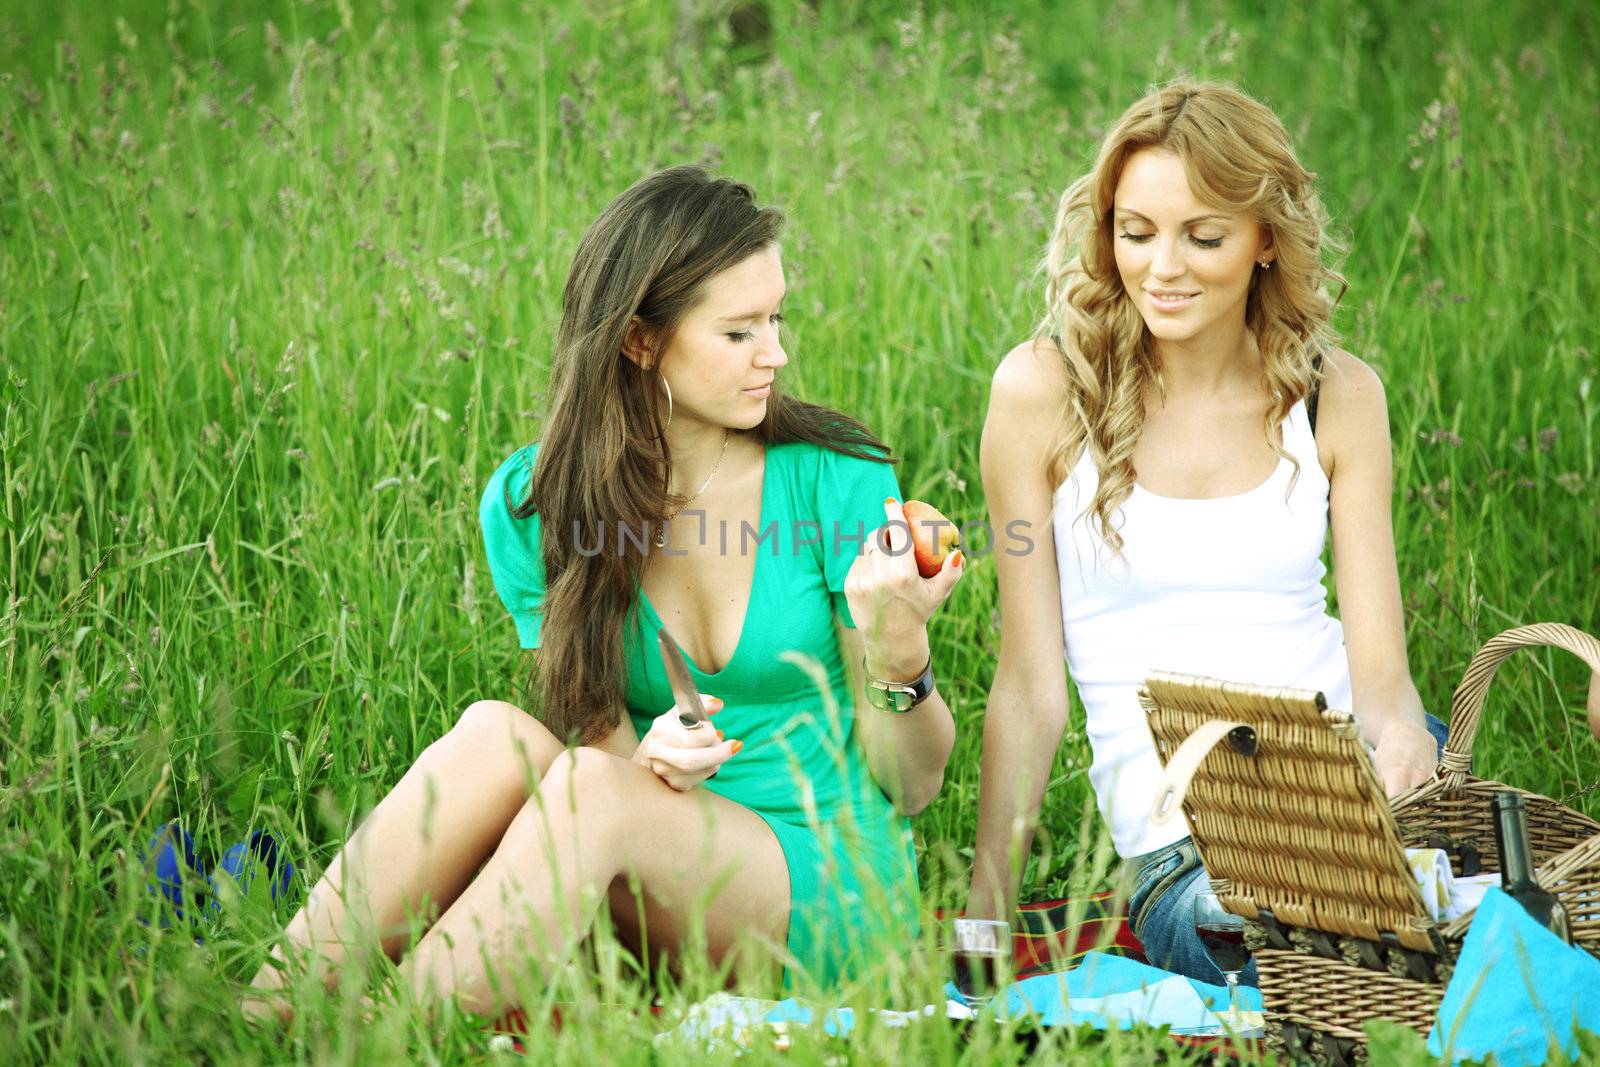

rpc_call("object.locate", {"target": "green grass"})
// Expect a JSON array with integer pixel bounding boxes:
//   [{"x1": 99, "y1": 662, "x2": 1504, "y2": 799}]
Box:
[{"x1": 3, "y1": 0, "x2": 1598, "y2": 1062}]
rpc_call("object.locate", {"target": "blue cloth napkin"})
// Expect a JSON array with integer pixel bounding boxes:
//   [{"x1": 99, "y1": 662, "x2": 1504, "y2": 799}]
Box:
[
  {"x1": 719, "y1": 953, "x2": 1260, "y2": 1045},
  {"x1": 973, "y1": 952, "x2": 1261, "y2": 1031},
  {"x1": 1427, "y1": 886, "x2": 1600, "y2": 1065},
  {"x1": 765, "y1": 999, "x2": 856, "y2": 1036}
]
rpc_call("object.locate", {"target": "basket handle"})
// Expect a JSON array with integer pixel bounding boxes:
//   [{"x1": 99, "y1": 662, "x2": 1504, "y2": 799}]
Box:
[
  {"x1": 1440, "y1": 623, "x2": 1600, "y2": 788},
  {"x1": 1150, "y1": 719, "x2": 1252, "y2": 825}
]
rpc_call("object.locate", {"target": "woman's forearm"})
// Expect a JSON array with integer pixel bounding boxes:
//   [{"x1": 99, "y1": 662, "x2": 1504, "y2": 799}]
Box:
[
  {"x1": 1351, "y1": 664, "x2": 1443, "y2": 795},
  {"x1": 854, "y1": 689, "x2": 955, "y2": 816},
  {"x1": 1350, "y1": 669, "x2": 1429, "y2": 747},
  {"x1": 967, "y1": 687, "x2": 1067, "y2": 919},
  {"x1": 855, "y1": 626, "x2": 954, "y2": 816}
]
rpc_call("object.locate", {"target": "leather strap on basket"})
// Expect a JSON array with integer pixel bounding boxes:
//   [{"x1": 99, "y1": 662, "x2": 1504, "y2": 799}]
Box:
[
  {"x1": 1150, "y1": 719, "x2": 1250, "y2": 825},
  {"x1": 1441, "y1": 623, "x2": 1600, "y2": 789}
]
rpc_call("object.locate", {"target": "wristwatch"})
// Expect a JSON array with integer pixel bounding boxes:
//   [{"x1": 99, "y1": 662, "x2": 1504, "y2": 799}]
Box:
[{"x1": 864, "y1": 657, "x2": 936, "y2": 713}]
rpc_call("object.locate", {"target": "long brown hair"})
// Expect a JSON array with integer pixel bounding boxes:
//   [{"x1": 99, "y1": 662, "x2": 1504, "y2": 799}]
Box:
[
  {"x1": 511, "y1": 165, "x2": 891, "y2": 744},
  {"x1": 1040, "y1": 80, "x2": 1346, "y2": 554}
]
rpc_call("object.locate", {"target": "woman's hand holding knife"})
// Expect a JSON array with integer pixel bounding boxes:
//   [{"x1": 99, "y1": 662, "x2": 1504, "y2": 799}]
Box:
[{"x1": 634, "y1": 627, "x2": 742, "y2": 791}]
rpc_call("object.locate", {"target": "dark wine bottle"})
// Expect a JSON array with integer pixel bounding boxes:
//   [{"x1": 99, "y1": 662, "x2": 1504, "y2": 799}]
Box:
[{"x1": 1490, "y1": 791, "x2": 1573, "y2": 945}]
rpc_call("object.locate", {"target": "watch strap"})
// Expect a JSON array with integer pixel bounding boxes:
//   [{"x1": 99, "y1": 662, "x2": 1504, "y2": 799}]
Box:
[{"x1": 865, "y1": 657, "x2": 935, "y2": 713}]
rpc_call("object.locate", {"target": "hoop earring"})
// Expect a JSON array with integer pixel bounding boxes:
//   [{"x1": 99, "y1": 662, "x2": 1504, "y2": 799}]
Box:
[{"x1": 658, "y1": 370, "x2": 673, "y2": 432}]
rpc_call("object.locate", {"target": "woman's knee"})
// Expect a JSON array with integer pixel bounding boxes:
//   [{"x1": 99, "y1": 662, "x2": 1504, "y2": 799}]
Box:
[
  {"x1": 528, "y1": 748, "x2": 640, "y2": 845},
  {"x1": 429, "y1": 700, "x2": 560, "y2": 782},
  {"x1": 538, "y1": 746, "x2": 621, "y2": 807}
]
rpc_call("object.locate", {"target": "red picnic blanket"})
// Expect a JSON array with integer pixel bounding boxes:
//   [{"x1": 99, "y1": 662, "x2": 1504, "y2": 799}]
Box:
[
  {"x1": 935, "y1": 890, "x2": 1147, "y2": 978},
  {"x1": 938, "y1": 895, "x2": 1255, "y2": 1058}
]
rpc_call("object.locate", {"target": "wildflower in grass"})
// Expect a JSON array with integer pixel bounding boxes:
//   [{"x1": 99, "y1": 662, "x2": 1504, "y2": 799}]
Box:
[{"x1": 558, "y1": 92, "x2": 582, "y2": 141}]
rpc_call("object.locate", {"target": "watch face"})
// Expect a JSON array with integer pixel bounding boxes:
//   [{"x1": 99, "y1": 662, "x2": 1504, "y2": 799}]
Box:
[{"x1": 868, "y1": 682, "x2": 914, "y2": 713}]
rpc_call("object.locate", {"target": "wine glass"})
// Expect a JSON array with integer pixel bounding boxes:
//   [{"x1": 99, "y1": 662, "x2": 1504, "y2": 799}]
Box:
[
  {"x1": 1193, "y1": 890, "x2": 1251, "y2": 1030},
  {"x1": 951, "y1": 918, "x2": 1010, "y2": 1009}
]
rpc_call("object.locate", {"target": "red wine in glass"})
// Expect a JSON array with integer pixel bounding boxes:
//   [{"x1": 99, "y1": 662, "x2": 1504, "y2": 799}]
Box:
[
  {"x1": 953, "y1": 948, "x2": 1004, "y2": 1003},
  {"x1": 951, "y1": 918, "x2": 1010, "y2": 1007},
  {"x1": 1196, "y1": 923, "x2": 1250, "y2": 972},
  {"x1": 1193, "y1": 890, "x2": 1251, "y2": 1030}
]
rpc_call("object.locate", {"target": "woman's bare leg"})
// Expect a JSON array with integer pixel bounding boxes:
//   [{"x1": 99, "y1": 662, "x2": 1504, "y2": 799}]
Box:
[
  {"x1": 248, "y1": 700, "x2": 563, "y2": 1004},
  {"x1": 399, "y1": 746, "x2": 791, "y2": 1017}
]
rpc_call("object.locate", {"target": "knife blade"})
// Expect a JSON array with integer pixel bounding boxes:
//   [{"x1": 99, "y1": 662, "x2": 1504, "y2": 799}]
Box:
[{"x1": 656, "y1": 626, "x2": 709, "y2": 729}]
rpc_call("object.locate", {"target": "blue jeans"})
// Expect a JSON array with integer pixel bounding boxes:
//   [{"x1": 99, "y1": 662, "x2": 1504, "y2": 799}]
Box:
[{"x1": 1124, "y1": 712, "x2": 1452, "y2": 987}]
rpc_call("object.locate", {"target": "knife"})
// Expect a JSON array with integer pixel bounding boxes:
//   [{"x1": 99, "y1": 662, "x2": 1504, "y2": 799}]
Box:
[{"x1": 656, "y1": 626, "x2": 709, "y2": 730}]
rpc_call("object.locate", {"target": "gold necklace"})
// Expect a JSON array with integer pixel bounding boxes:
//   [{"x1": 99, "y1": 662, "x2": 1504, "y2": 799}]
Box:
[{"x1": 656, "y1": 428, "x2": 731, "y2": 549}]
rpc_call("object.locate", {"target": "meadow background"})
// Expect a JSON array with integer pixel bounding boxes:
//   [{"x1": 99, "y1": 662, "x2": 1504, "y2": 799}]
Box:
[{"x1": 3, "y1": 0, "x2": 1597, "y2": 1062}]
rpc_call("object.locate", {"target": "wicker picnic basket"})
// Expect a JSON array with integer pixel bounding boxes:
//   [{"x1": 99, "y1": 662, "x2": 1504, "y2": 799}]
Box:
[{"x1": 1140, "y1": 623, "x2": 1600, "y2": 1066}]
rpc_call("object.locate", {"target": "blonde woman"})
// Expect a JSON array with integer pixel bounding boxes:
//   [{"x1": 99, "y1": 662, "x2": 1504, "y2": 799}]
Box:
[{"x1": 966, "y1": 82, "x2": 1446, "y2": 984}]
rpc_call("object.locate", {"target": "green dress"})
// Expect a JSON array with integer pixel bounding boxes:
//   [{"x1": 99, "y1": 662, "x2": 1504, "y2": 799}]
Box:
[{"x1": 478, "y1": 437, "x2": 920, "y2": 989}]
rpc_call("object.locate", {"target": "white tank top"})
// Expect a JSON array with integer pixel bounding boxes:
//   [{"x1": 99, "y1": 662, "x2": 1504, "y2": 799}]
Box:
[{"x1": 1051, "y1": 398, "x2": 1353, "y2": 858}]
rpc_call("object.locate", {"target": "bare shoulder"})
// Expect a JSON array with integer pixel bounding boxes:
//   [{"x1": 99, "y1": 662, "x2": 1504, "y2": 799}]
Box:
[
  {"x1": 1315, "y1": 347, "x2": 1392, "y2": 474},
  {"x1": 1317, "y1": 347, "x2": 1387, "y2": 418},
  {"x1": 984, "y1": 336, "x2": 1074, "y2": 502},
  {"x1": 990, "y1": 336, "x2": 1073, "y2": 427}
]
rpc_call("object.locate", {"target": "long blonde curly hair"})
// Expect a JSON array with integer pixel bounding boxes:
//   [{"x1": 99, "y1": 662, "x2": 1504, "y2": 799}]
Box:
[{"x1": 1040, "y1": 79, "x2": 1346, "y2": 554}]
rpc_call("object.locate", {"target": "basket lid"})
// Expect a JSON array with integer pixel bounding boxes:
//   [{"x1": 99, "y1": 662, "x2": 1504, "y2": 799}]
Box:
[{"x1": 1141, "y1": 670, "x2": 1441, "y2": 953}]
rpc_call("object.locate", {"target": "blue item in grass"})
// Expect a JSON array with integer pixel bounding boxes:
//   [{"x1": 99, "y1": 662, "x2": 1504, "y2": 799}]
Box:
[
  {"x1": 140, "y1": 823, "x2": 298, "y2": 934},
  {"x1": 1426, "y1": 886, "x2": 1600, "y2": 1066},
  {"x1": 141, "y1": 820, "x2": 205, "y2": 921},
  {"x1": 205, "y1": 829, "x2": 295, "y2": 916}
]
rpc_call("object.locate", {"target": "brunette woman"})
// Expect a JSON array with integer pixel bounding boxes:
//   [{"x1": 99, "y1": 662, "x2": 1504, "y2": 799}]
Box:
[{"x1": 249, "y1": 167, "x2": 963, "y2": 1019}]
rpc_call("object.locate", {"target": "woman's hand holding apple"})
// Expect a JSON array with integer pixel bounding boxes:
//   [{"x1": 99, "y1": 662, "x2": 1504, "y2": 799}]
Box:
[{"x1": 843, "y1": 498, "x2": 965, "y2": 680}]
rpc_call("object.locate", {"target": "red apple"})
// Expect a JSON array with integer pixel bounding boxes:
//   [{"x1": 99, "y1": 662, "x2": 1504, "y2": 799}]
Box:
[{"x1": 902, "y1": 499, "x2": 960, "y2": 578}]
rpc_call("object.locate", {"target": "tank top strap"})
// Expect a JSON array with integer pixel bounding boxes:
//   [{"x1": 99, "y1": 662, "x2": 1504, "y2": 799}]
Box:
[
  {"x1": 1307, "y1": 350, "x2": 1324, "y2": 436},
  {"x1": 1282, "y1": 397, "x2": 1318, "y2": 467}
]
